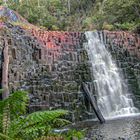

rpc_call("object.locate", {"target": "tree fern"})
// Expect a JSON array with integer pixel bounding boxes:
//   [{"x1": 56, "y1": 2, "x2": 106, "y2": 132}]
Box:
[
  {"x1": 0, "y1": 91, "x2": 29, "y2": 140},
  {"x1": 0, "y1": 91, "x2": 71, "y2": 140},
  {"x1": 0, "y1": 132, "x2": 14, "y2": 140},
  {"x1": 2, "y1": 104, "x2": 10, "y2": 135},
  {"x1": 0, "y1": 91, "x2": 29, "y2": 120},
  {"x1": 9, "y1": 110, "x2": 69, "y2": 139}
]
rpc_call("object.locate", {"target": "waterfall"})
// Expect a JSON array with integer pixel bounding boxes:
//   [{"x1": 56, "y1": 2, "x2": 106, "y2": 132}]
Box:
[{"x1": 84, "y1": 31, "x2": 139, "y2": 118}]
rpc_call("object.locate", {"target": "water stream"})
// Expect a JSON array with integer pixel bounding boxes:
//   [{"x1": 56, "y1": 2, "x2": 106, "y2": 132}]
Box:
[{"x1": 84, "y1": 31, "x2": 139, "y2": 118}]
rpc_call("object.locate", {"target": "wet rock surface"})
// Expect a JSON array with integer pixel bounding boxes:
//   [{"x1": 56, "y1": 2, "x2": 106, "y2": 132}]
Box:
[
  {"x1": 101, "y1": 31, "x2": 140, "y2": 109},
  {"x1": 85, "y1": 117, "x2": 140, "y2": 140},
  {"x1": 68, "y1": 116, "x2": 140, "y2": 139},
  {"x1": 0, "y1": 21, "x2": 93, "y2": 121},
  {"x1": 0, "y1": 7, "x2": 140, "y2": 121}
]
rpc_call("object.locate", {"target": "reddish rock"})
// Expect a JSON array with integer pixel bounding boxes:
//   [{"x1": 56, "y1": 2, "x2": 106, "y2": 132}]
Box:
[
  {"x1": 104, "y1": 30, "x2": 140, "y2": 58},
  {"x1": 0, "y1": 7, "x2": 139, "y2": 121}
]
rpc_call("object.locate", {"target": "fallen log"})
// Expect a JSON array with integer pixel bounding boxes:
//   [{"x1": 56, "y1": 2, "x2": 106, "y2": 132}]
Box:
[{"x1": 82, "y1": 82, "x2": 105, "y2": 123}]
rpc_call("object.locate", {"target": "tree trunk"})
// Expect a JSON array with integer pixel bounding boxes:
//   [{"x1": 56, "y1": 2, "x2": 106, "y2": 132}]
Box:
[
  {"x1": 2, "y1": 39, "x2": 9, "y2": 99},
  {"x1": 38, "y1": 0, "x2": 40, "y2": 7},
  {"x1": 67, "y1": 0, "x2": 71, "y2": 13}
]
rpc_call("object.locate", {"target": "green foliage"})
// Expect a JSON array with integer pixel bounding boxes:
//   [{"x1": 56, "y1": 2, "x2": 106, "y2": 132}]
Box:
[
  {"x1": 0, "y1": 91, "x2": 85, "y2": 140},
  {"x1": 0, "y1": 133, "x2": 14, "y2": 140},
  {"x1": 98, "y1": 0, "x2": 140, "y2": 31},
  {"x1": 1, "y1": 0, "x2": 139, "y2": 32},
  {"x1": 0, "y1": 0, "x2": 94, "y2": 31},
  {"x1": 0, "y1": 91, "x2": 29, "y2": 119},
  {"x1": 0, "y1": 0, "x2": 69, "y2": 30},
  {"x1": 102, "y1": 22, "x2": 114, "y2": 30},
  {"x1": 64, "y1": 129, "x2": 85, "y2": 140},
  {"x1": 113, "y1": 22, "x2": 136, "y2": 31},
  {"x1": 0, "y1": 91, "x2": 71, "y2": 140},
  {"x1": 9, "y1": 109, "x2": 69, "y2": 139}
]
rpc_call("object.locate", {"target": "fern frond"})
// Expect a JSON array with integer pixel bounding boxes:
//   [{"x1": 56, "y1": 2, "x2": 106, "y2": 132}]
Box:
[
  {"x1": 7, "y1": 91, "x2": 29, "y2": 118},
  {"x1": 0, "y1": 100, "x2": 5, "y2": 114},
  {"x1": 2, "y1": 104, "x2": 10, "y2": 135},
  {"x1": 52, "y1": 118, "x2": 71, "y2": 127},
  {"x1": 9, "y1": 109, "x2": 69, "y2": 139},
  {"x1": 0, "y1": 91, "x2": 29, "y2": 119},
  {"x1": 0, "y1": 132, "x2": 14, "y2": 140},
  {"x1": 22, "y1": 109, "x2": 68, "y2": 127},
  {"x1": 0, "y1": 91, "x2": 29, "y2": 138},
  {"x1": 0, "y1": 91, "x2": 70, "y2": 140}
]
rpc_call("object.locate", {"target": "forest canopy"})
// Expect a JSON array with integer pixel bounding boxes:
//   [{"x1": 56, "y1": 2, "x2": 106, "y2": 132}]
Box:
[{"x1": 0, "y1": 0, "x2": 140, "y2": 33}]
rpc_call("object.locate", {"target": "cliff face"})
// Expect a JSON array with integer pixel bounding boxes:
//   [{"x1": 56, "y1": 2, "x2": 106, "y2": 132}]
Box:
[
  {"x1": 0, "y1": 7, "x2": 140, "y2": 121},
  {"x1": 104, "y1": 31, "x2": 140, "y2": 58},
  {"x1": 102, "y1": 31, "x2": 140, "y2": 108},
  {"x1": 0, "y1": 7, "x2": 91, "y2": 121}
]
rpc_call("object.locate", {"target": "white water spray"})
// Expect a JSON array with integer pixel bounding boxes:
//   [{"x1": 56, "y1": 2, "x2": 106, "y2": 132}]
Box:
[{"x1": 85, "y1": 31, "x2": 139, "y2": 118}]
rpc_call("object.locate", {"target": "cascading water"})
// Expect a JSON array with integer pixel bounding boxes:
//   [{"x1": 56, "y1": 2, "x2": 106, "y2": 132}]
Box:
[{"x1": 85, "y1": 31, "x2": 139, "y2": 118}]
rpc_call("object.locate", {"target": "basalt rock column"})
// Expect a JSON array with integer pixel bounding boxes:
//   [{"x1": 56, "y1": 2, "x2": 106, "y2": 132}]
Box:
[
  {"x1": 2, "y1": 38, "x2": 9, "y2": 99},
  {"x1": 85, "y1": 31, "x2": 139, "y2": 118},
  {"x1": 0, "y1": 7, "x2": 92, "y2": 121},
  {"x1": 0, "y1": 6, "x2": 140, "y2": 121},
  {"x1": 102, "y1": 30, "x2": 140, "y2": 108}
]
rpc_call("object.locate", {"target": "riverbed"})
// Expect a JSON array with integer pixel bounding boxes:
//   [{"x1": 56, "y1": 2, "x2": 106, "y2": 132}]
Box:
[{"x1": 71, "y1": 115, "x2": 140, "y2": 140}]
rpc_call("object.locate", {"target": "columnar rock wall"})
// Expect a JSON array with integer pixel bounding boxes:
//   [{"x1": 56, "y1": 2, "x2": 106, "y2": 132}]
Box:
[
  {"x1": 0, "y1": 6, "x2": 140, "y2": 121},
  {"x1": 102, "y1": 31, "x2": 140, "y2": 108},
  {"x1": 0, "y1": 22, "x2": 140, "y2": 121},
  {"x1": 0, "y1": 22, "x2": 94, "y2": 121},
  {"x1": 103, "y1": 31, "x2": 140, "y2": 58}
]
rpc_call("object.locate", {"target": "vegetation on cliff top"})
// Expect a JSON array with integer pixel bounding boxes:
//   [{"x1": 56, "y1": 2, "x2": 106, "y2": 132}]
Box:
[{"x1": 0, "y1": 0, "x2": 140, "y2": 33}]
